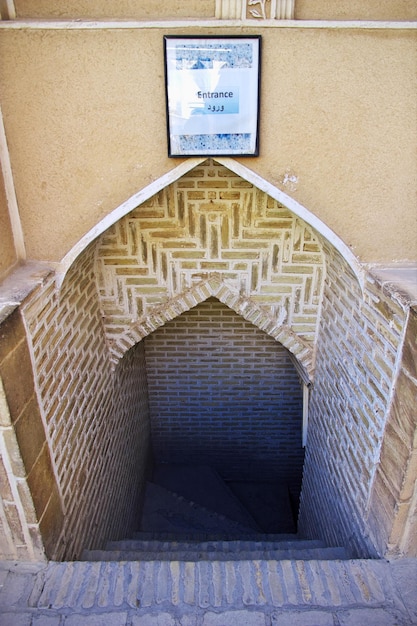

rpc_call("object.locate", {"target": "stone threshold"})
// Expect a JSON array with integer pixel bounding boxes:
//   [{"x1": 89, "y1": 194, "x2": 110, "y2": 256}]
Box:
[{"x1": 0, "y1": 557, "x2": 416, "y2": 624}]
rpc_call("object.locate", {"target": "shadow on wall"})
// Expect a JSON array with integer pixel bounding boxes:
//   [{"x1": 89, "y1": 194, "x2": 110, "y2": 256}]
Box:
[{"x1": 142, "y1": 298, "x2": 305, "y2": 494}]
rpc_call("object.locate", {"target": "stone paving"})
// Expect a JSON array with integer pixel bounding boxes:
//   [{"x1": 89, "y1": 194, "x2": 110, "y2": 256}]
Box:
[{"x1": 0, "y1": 557, "x2": 416, "y2": 625}]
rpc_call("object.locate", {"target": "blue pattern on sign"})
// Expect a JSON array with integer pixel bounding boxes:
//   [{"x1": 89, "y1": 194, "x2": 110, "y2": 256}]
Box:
[{"x1": 175, "y1": 43, "x2": 253, "y2": 70}]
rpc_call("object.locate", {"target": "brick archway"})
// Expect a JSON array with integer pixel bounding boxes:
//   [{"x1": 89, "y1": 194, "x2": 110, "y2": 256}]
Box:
[
  {"x1": 6, "y1": 161, "x2": 413, "y2": 561},
  {"x1": 55, "y1": 158, "x2": 366, "y2": 382},
  {"x1": 110, "y1": 275, "x2": 314, "y2": 380},
  {"x1": 56, "y1": 158, "x2": 363, "y2": 291},
  {"x1": 94, "y1": 160, "x2": 326, "y2": 379}
]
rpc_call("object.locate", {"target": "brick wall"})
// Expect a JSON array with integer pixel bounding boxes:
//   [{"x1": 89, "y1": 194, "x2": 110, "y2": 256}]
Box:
[
  {"x1": 3, "y1": 158, "x2": 414, "y2": 560},
  {"x1": 21, "y1": 245, "x2": 152, "y2": 559},
  {"x1": 298, "y1": 243, "x2": 408, "y2": 557},
  {"x1": 367, "y1": 305, "x2": 417, "y2": 557},
  {"x1": 105, "y1": 340, "x2": 152, "y2": 542},
  {"x1": 144, "y1": 298, "x2": 304, "y2": 491},
  {"x1": 1, "y1": 160, "x2": 323, "y2": 558},
  {"x1": 96, "y1": 159, "x2": 325, "y2": 377}
]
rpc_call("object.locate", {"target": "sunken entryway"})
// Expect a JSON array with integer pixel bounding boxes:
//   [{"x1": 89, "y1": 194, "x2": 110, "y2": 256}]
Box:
[
  {"x1": 3, "y1": 160, "x2": 415, "y2": 563},
  {"x1": 140, "y1": 297, "x2": 304, "y2": 534}
]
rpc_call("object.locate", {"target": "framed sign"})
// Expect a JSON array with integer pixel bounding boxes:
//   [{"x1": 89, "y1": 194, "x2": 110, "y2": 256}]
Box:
[{"x1": 164, "y1": 35, "x2": 261, "y2": 157}]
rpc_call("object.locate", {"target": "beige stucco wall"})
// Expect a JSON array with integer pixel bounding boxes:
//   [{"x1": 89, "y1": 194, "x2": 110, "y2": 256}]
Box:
[
  {"x1": 13, "y1": 0, "x2": 216, "y2": 20},
  {"x1": 0, "y1": 25, "x2": 415, "y2": 264},
  {"x1": 0, "y1": 167, "x2": 16, "y2": 279},
  {"x1": 12, "y1": 0, "x2": 417, "y2": 21},
  {"x1": 296, "y1": 0, "x2": 417, "y2": 21}
]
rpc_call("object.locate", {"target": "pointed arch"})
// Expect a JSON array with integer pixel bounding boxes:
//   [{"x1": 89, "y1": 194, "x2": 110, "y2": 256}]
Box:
[
  {"x1": 55, "y1": 157, "x2": 206, "y2": 289},
  {"x1": 216, "y1": 158, "x2": 364, "y2": 289},
  {"x1": 109, "y1": 275, "x2": 314, "y2": 382},
  {"x1": 56, "y1": 158, "x2": 364, "y2": 291}
]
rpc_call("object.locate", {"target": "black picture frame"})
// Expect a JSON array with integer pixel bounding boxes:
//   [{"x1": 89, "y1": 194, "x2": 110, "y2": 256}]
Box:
[{"x1": 164, "y1": 35, "x2": 261, "y2": 157}]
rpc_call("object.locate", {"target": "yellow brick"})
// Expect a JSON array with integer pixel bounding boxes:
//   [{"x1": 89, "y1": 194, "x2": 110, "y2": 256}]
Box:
[
  {"x1": 200, "y1": 262, "x2": 230, "y2": 270},
  {"x1": 187, "y1": 191, "x2": 206, "y2": 200},
  {"x1": 181, "y1": 262, "x2": 199, "y2": 269},
  {"x1": 219, "y1": 191, "x2": 240, "y2": 200},
  {"x1": 135, "y1": 220, "x2": 178, "y2": 230},
  {"x1": 222, "y1": 251, "x2": 259, "y2": 260},
  {"x1": 161, "y1": 241, "x2": 196, "y2": 249},
  {"x1": 171, "y1": 251, "x2": 206, "y2": 259},
  {"x1": 197, "y1": 181, "x2": 229, "y2": 188},
  {"x1": 200, "y1": 202, "x2": 229, "y2": 212}
]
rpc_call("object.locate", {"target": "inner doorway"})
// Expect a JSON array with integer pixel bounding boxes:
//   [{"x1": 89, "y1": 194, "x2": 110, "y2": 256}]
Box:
[{"x1": 142, "y1": 297, "x2": 305, "y2": 534}]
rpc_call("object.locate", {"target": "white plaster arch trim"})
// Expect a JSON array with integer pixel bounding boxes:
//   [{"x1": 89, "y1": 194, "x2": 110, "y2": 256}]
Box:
[
  {"x1": 216, "y1": 157, "x2": 365, "y2": 290},
  {"x1": 56, "y1": 156, "x2": 364, "y2": 291},
  {"x1": 110, "y1": 274, "x2": 315, "y2": 382},
  {"x1": 55, "y1": 157, "x2": 206, "y2": 289}
]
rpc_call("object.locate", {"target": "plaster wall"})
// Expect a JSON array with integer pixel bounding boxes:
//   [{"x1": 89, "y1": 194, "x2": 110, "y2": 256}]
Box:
[
  {"x1": 11, "y1": 0, "x2": 417, "y2": 21},
  {"x1": 0, "y1": 26, "x2": 415, "y2": 264},
  {"x1": 295, "y1": 0, "x2": 417, "y2": 21},
  {"x1": 13, "y1": 0, "x2": 216, "y2": 20},
  {"x1": 0, "y1": 167, "x2": 16, "y2": 280}
]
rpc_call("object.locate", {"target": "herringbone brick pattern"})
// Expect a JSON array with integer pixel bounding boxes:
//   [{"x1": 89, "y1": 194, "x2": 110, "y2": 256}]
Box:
[{"x1": 96, "y1": 160, "x2": 324, "y2": 370}]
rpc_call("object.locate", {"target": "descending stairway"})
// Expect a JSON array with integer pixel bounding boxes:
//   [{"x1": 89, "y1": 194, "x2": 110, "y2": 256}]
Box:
[
  {"x1": 82, "y1": 465, "x2": 349, "y2": 562},
  {"x1": 5, "y1": 472, "x2": 414, "y2": 624},
  {"x1": 83, "y1": 538, "x2": 348, "y2": 562}
]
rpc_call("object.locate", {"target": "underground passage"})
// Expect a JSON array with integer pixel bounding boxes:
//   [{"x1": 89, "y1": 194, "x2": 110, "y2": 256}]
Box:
[
  {"x1": 0, "y1": 160, "x2": 416, "y2": 570},
  {"x1": 135, "y1": 297, "x2": 305, "y2": 537},
  {"x1": 0, "y1": 4, "x2": 416, "y2": 620}
]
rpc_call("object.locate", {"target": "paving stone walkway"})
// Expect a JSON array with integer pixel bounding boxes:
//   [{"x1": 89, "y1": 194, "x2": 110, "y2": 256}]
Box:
[{"x1": 0, "y1": 557, "x2": 416, "y2": 625}]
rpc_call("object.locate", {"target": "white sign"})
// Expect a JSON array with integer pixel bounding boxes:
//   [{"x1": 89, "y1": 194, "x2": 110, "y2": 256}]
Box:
[{"x1": 164, "y1": 36, "x2": 261, "y2": 156}]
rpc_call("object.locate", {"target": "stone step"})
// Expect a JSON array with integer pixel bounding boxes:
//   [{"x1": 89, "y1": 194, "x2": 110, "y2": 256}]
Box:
[
  {"x1": 140, "y1": 481, "x2": 258, "y2": 535},
  {"x1": 2, "y1": 558, "x2": 416, "y2": 625},
  {"x1": 133, "y1": 530, "x2": 300, "y2": 542},
  {"x1": 152, "y1": 464, "x2": 262, "y2": 531},
  {"x1": 105, "y1": 538, "x2": 327, "y2": 552},
  {"x1": 27, "y1": 557, "x2": 407, "y2": 616},
  {"x1": 81, "y1": 545, "x2": 348, "y2": 561},
  {"x1": 227, "y1": 480, "x2": 297, "y2": 533}
]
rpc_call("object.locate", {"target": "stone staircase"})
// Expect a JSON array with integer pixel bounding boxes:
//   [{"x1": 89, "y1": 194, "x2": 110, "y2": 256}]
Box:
[
  {"x1": 82, "y1": 537, "x2": 348, "y2": 562},
  {"x1": 2, "y1": 467, "x2": 417, "y2": 624},
  {"x1": 82, "y1": 465, "x2": 349, "y2": 563},
  {"x1": 4, "y1": 555, "x2": 417, "y2": 626}
]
